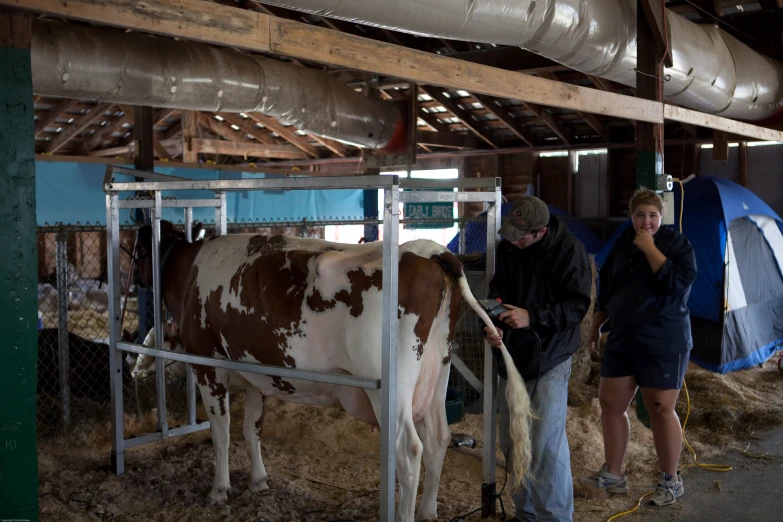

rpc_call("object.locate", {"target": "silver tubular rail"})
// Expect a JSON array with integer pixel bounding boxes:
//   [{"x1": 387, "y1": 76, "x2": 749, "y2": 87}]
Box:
[{"x1": 103, "y1": 165, "x2": 502, "y2": 522}]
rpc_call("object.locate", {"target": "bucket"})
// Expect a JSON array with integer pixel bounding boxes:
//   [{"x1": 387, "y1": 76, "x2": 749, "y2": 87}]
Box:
[
  {"x1": 445, "y1": 387, "x2": 464, "y2": 425},
  {"x1": 37, "y1": 310, "x2": 43, "y2": 330}
]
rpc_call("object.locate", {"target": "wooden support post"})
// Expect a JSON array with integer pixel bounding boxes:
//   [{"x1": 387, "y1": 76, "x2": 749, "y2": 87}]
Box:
[
  {"x1": 181, "y1": 110, "x2": 198, "y2": 163},
  {"x1": 0, "y1": 8, "x2": 39, "y2": 521},
  {"x1": 713, "y1": 130, "x2": 729, "y2": 162},
  {"x1": 636, "y1": 0, "x2": 666, "y2": 193},
  {"x1": 133, "y1": 106, "x2": 155, "y2": 170},
  {"x1": 739, "y1": 141, "x2": 748, "y2": 187}
]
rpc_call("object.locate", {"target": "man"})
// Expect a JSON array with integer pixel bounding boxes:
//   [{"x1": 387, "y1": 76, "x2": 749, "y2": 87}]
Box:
[{"x1": 485, "y1": 196, "x2": 592, "y2": 522}]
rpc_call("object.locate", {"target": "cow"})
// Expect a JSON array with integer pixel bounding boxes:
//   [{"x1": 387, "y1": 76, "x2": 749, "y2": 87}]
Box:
[
  {"x1": 128, "y1": 321, "x2": 187, "y2": 381},
  {"x1": 134, "y1": 220, "x2": 531, "y2": 521}
]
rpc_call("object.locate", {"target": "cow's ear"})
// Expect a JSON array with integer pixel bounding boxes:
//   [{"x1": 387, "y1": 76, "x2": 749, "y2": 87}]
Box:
[{"x1": 137, "y1": 225, "x2": 153, "y2": 246}]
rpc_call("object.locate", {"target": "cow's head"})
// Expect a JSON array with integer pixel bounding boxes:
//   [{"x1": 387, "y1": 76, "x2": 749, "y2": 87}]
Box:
[{"x1": 135, "y1": 220, "x2": 204, "y2": 288}]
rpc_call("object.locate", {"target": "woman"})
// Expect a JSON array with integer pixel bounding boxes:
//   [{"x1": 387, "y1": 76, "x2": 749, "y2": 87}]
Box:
[{"x1": 580, "y1": 189, "x2": 697, "y2": 507}]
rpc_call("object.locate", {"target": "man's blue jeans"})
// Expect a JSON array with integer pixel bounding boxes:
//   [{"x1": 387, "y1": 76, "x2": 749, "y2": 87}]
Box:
[{"x1": 498, "y1": 358, "x2": 573, "y2": 522}]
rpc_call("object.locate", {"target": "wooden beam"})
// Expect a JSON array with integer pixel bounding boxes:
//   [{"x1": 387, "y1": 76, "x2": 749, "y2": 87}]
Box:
[
  {"x1": 523, "y1": 102, "x2": 571, "y2": 144},
  {"x1": 153, "y1": 108, "x2": 178, "y2": 127},
  {"x1": 192, "y1": 138, "x2": 307, "y2": 159},
  {"x1": 218, "y1": 113, "x2": 277, "y2": 145},
  {"x1": 181, "y1": 110, "x2": 199, "y2": 162},
  {"x1": 34, "y1": 98, "x2": 79, "y2": 134},
  {"x1": 6, "y1": 0, "x2": 663, "y2": 124},
  {"x1": 203, "y1": 114, "x2": 240, "y2": 142},
  {"x1": 636, "y1": 0, "x2": 665, "y2": 190},
  {"x1": 738, "y1": 141, "x2": 748, "y2": 186},
  {"x1": 308, "y1": 134, "x2": 347, "y2": 157},
  {"x1": 133, "y1": 105, "x2": 155, "y2": 168},
  {"x1": 90, "y1": 139, "x2": 182, "y2": 157},
  {"x1": 246, "y1": 112, "x2": 319, "y2": 158},
  {"x1": 45, "y1": 103, "x2": 111, "y2": 154},
  {"x1": 638, "y1": 0, "x2": 673, "y2": 67},
  {"x1": 421, "y1": 86, "x2": 498, "y2": 148},
  {"x1": 537, "y1": 70, "x2": 609, "y2": 141},
  {"x1": 664, "y1": 105, "x2": 783, "y2": 142},
  {"x1": 416, "y1": 130, "x2": 483, "y2": 150},
  {"x1": 13, "y1": 0, "x2": 783, "y2": 143},
  {"x1": 713, "y1": 129, "x2": 729, "y2": 162},
  {"x1": 472, "y1": 94, "x2": 535, "y2": 147}
]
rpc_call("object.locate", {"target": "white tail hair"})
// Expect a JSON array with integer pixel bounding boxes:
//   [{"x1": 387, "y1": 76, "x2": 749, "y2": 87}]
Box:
[{"x1": 456, "y1": 275, "x2": 533, "y2": 492}]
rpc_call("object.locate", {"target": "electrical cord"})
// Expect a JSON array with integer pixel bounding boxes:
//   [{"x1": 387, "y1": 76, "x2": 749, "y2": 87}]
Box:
[{"x1": 605, "y1": 177, "x2": 732, "y2": 521}]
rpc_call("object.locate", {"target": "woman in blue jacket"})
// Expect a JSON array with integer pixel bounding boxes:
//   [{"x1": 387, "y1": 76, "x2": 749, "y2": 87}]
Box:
[{"x1": 580, "y1": 189, "x2": 697, "y2": 507}]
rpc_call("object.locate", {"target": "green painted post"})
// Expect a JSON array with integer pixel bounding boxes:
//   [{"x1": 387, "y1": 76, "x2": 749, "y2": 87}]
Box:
[{"x1": 0, "y1": 9, "x2": 39, "y2": 521}]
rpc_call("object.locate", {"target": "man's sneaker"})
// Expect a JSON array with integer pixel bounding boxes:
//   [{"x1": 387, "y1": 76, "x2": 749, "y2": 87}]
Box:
[
  {"x1": 649, "y1": 471, "x2": 684, "y2": 506},
  {"x1": 579, "y1": 463, "x2": 629, "y2": 494}
]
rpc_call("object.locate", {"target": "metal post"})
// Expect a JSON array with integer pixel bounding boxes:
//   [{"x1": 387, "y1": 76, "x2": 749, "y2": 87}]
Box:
[
  {"x1": 107, "y1": 192, "x2": 125, "y2": 475},
  {"x1": 215, "y1": 191, "x2": 227, "y2": 236},
  {"x1": 458, "y1": 221, "x2": 467, "y2": 255},
  {"x1": 55, "y1": 232, "x2": 71, "y2": 425},
  {"x1": 152, "y1": 191, "x2": 169, "y2": 434},
  {"x1": 481, "y1": 179, "x2": 502, "y2": 517},
  {"x1": 184, "y1": 207, "x2": 197, "y2": 426},
  {"x1": 379, "y1": 177, "x2": 400, "y2": 522}
]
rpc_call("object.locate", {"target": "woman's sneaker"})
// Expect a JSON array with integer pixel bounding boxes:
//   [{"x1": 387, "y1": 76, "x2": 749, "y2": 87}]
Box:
[
  {"x1": 579, "y1": 463, "x2": 629, "y2": 494},
  {"x1": 649, "y1": 471, "x2": 684, "y2": 506}
]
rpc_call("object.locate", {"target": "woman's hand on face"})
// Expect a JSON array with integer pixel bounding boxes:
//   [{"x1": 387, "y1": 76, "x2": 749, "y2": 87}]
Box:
[{"x1": 633, "y1": 229, "x2": 656, "y2": 253}]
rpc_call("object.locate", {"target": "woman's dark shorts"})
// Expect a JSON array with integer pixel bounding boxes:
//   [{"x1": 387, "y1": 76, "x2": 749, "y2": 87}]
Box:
[{"x1": 600, "y1": 349, "x2": 689, "y2": 389}]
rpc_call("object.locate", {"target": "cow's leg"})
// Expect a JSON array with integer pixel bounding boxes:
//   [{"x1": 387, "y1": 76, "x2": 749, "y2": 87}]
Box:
[
  {"x1": 367, "y1": 384, "x2": 422, "y2": 521},
  {"x1": 415, "y1": 364, "x2": 452, "y2": 522},
  {"x1": 243, "y1": 389, "x2": 270, "y2": 493},
  {"x1": 196, "y1": 367, "x2": 232, "y2": 505}
]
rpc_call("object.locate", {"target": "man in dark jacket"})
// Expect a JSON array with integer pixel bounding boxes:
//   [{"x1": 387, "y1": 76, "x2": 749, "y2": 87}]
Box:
[{"x1": 485, "y1": 196, "x2": 592, "y2": 522}]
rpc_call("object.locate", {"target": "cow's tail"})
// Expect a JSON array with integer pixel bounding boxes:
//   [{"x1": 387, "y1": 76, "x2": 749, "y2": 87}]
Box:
[{"x1": 432, "y1": 251, "x2": 532, "y2": 492}]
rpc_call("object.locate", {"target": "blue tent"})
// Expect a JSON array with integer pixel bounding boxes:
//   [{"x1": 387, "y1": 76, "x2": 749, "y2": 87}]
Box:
[
  {"x1": 595, "y1": 176, "x2": 783, "y2": 373},
  {"x1": 447, "y1": 202, "x2": 604, "y2": 255}
]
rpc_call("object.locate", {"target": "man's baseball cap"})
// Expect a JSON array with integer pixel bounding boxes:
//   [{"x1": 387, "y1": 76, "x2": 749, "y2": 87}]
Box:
[{"x1": 497, "y1": 196, "x2": 550, "y2": 242}]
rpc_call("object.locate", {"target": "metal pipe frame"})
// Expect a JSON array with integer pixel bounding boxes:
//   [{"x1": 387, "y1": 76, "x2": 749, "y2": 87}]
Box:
[
  {"x1": 103, "y1": 165, "x2": 501, "y2": 522},
  {"x1": 55, "y1": 232, "x2": 71, "y2": 426}
]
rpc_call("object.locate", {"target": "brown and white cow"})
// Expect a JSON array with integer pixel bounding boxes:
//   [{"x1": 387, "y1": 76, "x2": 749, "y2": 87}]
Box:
[{"x1": 135, "y1": 220, "x2": 531, "y2": 521}]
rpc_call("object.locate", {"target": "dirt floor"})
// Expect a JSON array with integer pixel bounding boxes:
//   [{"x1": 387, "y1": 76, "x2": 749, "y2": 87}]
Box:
[{"x1": 36, "y1": 350, "x2": 783, "y2": 522}]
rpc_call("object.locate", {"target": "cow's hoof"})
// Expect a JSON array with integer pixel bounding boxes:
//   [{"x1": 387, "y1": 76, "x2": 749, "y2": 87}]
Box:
[
  {"x1": 249, "y1": 478, "x2": 270, "y2": 493},
  {"x1": 415, "y1": 514, "x2": 438, "y2": 522},
  {"x1": 208, "y1": 487, "x2": 229, "y2": 505}
]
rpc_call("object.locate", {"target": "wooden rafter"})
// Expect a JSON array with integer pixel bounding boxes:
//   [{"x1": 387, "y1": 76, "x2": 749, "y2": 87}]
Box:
[
  {"x1": 203, "y1": 114, "x2": 240, "y2": 142},
  {"x1": 85, "y1": 105, "x2": 131, "y2": 151},
  {"x1": 472, "y1": 94, "x2": 536, "y2": 147},
  {"x1": 420, "y1": 86, "x2": 498, "y2": 148},
  {"x1": 154, "y1": 108, "x2": 178, "y2": 127},
  {"x1": 523, "y1": 102, "x2": 571, "y2": 145},
  {"x1": 46, "y1": 103, "x2": 112, "y2": 154},
  {"x1": 308, "y1": 134, "x2": 347, "y2": 157},
  {"x1": 416, "y1": 130, "x2": 483, "y2": 150},
  {"x1": 192, "y1": 138, "x2": 307, "y2": 159},
  {"x1": 218, "y1": 113, "x2": 277, "y2": 145},
  {"x1": 34, "y1": 98, "x2": 79, "y2": 134},
  {"x1": 247, "y1": 112, "x2": 319, "y2": 158}
]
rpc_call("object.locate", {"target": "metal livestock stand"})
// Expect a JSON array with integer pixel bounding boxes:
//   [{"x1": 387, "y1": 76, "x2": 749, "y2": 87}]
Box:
[{"x1": 102, "y1": 165, "x2": 501, "y2": 522}]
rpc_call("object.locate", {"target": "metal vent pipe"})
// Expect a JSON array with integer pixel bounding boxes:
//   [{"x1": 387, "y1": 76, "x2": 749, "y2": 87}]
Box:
[
  {"x1": 31, "y1": 20, "x2": 406, "y2": 151},
  {"x1": 257, "y1": 0, "x2": 783, "y2": 121}
]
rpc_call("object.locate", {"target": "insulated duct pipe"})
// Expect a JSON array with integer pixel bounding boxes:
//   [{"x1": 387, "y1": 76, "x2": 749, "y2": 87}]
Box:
[
  {"x1": 258, "y1": 0, "x2": 783, "y2": 121},
  {"x1": 30, "y1": 20, "x2": 406, "y2": 151}
]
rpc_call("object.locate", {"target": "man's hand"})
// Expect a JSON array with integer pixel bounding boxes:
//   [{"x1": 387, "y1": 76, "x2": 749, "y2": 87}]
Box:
[
  {"x1": 498, "y1": 303, "x2": 530, "y2": 329},
  {"x1": 484, "y1": 326, "x2": 503, "y2": 348},
  {"x1": 633, "y1": 229, "x2": 656, "y2": 254}
]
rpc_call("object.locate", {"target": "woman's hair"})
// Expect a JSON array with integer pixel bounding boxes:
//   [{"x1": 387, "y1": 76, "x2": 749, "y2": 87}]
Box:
[{"x1": 629, "y1": 188, "x2": 664, "y2": 215}]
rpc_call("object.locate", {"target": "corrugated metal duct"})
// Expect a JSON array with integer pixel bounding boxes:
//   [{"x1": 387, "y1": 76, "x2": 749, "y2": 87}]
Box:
[
  {"x1": 257, "y1": 0, "x2": 783, "y2": 121},
  {"x1": 30, "y1": 20, "x2": 406, "y2": 151}
]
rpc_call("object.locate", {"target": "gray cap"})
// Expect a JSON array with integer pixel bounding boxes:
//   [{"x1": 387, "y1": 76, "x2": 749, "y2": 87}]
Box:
[{"x1": 497, "y1": 196, "x2": 550, "y2": 242}]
